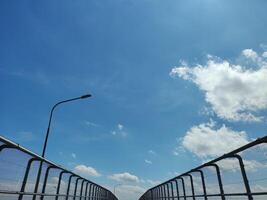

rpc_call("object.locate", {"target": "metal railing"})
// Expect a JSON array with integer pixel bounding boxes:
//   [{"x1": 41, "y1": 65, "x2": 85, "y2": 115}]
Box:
[
  {"x1": 0, "y1": 136, "x2": 118, "y2": 200},
  {"x1": 139, "y1": 135, "x2": 267, "y2": 200}
]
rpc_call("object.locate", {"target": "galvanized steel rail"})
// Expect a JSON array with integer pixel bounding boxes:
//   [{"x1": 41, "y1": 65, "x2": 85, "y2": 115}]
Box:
[
  {"x1": 0, "y1": 136, "x2": 117, "y2": 200},
  {"x1": 139, "y1": 136, "x2": 267, "y2": 200}
]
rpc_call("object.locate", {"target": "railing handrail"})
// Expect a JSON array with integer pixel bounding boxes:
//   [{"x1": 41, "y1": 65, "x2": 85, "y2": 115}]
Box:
[
  {"x1": 0, "y1": 135, "x2": 117, "y2": 200},
  {"x1": 149, "y1": 135, "x2": 267, "y2": 190},
  {"x1": 140, "y1": 135, "x2": 267, "y2": 200}
]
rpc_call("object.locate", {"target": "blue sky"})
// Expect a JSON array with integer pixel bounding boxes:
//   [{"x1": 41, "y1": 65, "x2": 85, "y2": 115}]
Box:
[{"x1": 1, "y1": 1, "x2": 267, "y2": 199}]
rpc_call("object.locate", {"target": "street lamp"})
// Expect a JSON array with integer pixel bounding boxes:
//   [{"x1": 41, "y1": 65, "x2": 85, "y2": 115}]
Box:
[
  {"x1": 35, "y1": 94, "x2": 91, "y2": 200},
  {"x1": 113, "y1": 184, "x2": 122, "y2": 195},
  {"x1": 41, "y1": 94, "x2": 92, "y2": 157}
]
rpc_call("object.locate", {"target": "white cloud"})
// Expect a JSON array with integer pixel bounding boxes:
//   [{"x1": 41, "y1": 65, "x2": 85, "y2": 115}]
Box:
[
  {"x1": 140, "y1": 179, "x2": 146, "y2": 183},
  {"x1": 74, "y1": 165, "x2": 101, "y2": 177},
  {"x1": 145, "y1": 159, "x2": 152, "y2": 164},
  {"x1": 172, "y1": 141, "x2": 186, "y2": 156},
  {"x1": 111, "y1": 124, "x2": 127, "y2": 137},
  {"x1": 71, "y1": 153, "x2": 76, "y2": 159},
  {"x1": 262, "y1": 51, "x2": 267, "y2": 58},
  {"x1": 216, "y1": 159, "x2": 266, "y2": 172},
  {"x1": 108, "y1": 172, "x2": 139, "y2": 183},
  {"x1": 111, "y1": 131, "x2": 116, "y2": 135},
  {"x1": 85, "y1": 121, "x2": 100, "y2": 127},
  {"x1": 167, "y1": 171, "x2": 180, "y2": 177},
  {"x1": 242, "y1": 49, "x2": 259, "y2": 61},
  {"x1": 118, "y1": 124, "x2": 124, "y2": 130},
  {"x1": 170, "y1": 49, "x2": 267, "y2": 122},
  {"x1": 148, "y1": 150, "x2": 156, "y2": 155},
  {"x1": 182, "y1": 121, "x2": 250, "y2": 159},
  {"x1": 115, "y1": 185, "x2": 145, "y2": 200},
  {"x1": 146, "y1": 179, "x2": 161, "y2": 186}
]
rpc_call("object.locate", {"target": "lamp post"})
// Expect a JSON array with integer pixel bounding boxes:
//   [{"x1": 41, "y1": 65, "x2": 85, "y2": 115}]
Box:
[
  {"x1": 41, "y1": 94, "x2": 91, "y2": 157},
  {"x1": 113, "y1": 184, "x2": 122, "y2": 195},
  {"x1": 35, "y1": 94, "x2": 92, "y2": 200}
]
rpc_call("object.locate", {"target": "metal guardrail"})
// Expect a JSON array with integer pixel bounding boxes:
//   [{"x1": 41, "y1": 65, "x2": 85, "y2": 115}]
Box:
[
  {"x1": 139, "y1": 135, "x2": 267, "y2": 200},
  {"x1": 0, "y1": 136, "x2": 118, "y2": 200}
]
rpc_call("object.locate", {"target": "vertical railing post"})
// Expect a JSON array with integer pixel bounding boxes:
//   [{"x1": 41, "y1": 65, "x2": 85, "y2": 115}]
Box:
[
  {"x1": 163, "y1": 185, "x2": 167, "y2": 200},
  {"x1": 73, "y1": 178, "x2": 82, "y2": 200},
  {"x1": 55, "y1": 170, "x2": 68, "y2": 200},
  {"x1": 99, "y1": 188, "x2": 103, "y2": 200},
  {"x1": 230, "y1": 155, "x2": 253, "y2": 200},
  {"x1": 88, "y1": 183, "x2": 92, "y2": 200},
  {"x1": 179, "y1": 178, "x2": 186, "y2": 200},
  {"x1": 80, "y1": 179, "x2": 86, "y2": 200},
  {"x1": 174, "y1": 179, "x2": 180, "y2": 200},
  {"x1": 170, "y1": 182, "x2": 175, "y2": 200},
  {"x1": 151, "y1": 189, "x2": 154, "y2": 200},
  {"x1": 18, "y1": 158, "x2": 40, "y2": 200},
  {"x1": 184, "y1": 174, "x2": 195, "y2": 200},
  {"x1": 84, "y1": 182, "x2": 89, "y2": 200},
  {"x1": 166, "y1": 183, "x2": 170, "y2": 200},
  {"x1": 41, "y1": 166, "x2": 57, "y2": 200},
  {"x1": 205, "y1": 164, "x2": 225, "y2": 200},
  {"x1": 194, "y1": 170, "x2": 207, "y2": 200},
  {"x1": 159, "y1": 185, "x2": 162, "y2": 200},
  {"x1": 66, "y1": 175, "x2": 76, "y2": 200},
  {"x1": 91, "y1": 185, "x2": 95, "y2": 200},
  {"x1": 33, "y1": 160, "x2": 45, "y2": 200},
  {"x1": 96, "y1": 187, "x2": 99, "y2": 200}
]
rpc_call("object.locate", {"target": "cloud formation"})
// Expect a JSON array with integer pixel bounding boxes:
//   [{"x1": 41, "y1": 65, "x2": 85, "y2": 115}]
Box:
[
  {"x1": 85, "y1": 121, "x2": 100, "y2": 127},
  {"x1": 71, "y1": 153, "x2": 76, "y2": 159},
  {"x1": 108, "y1": 172, "x2": 139, "y2": 183},
  {"x1": 170, "y1": 49, "x2": 267, "y2": 122},
  {"x1": 146, "y1": 179, "x2": 161, "y2": 186},
  {"x1": 148, "y1": 150, "x2": 156, "y2": 155},
  {"x1": 74, "y1": 164, "x2": 101, "y2": 177},
  {"x1": 111, "y1": 123, "x2": 127, "y2": 137},
  {"x1": 181, "y1": 121, "x2": 250, "y2": 159},
  {"x1": 178, "y1": 121, "x2": 267, "y2": 172},
  {"x1": 118, "y1": 124, "x2": 124, "y2": 130},
  {"x1": 216, "y1": 159, "x2": 266, "y2": 172},
  {"x1": 145, "y1": 160, "x2": 152, "y2": 164},
  {"x1": 115, "y1": 185, "x2": 145, "y2": 200}
]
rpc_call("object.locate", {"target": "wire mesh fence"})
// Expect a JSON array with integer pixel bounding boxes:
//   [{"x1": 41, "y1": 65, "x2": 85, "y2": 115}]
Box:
[
  {"x1": 139, "y1": 136, "x2": 267, "y2": 200},
  {"x1": 0, "y1": 136, "x2": 117, "y2": 200}
]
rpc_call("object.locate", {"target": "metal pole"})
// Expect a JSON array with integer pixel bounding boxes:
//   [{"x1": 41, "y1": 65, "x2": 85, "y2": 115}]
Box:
[
  {"x1": 174, "y1": 179, "x2": 180, "y2": 200},
  {"x1": 193, "y1": 170, "x2": 207, "y2": 200},
  {"x1": 229, "y1": 155, "x2": 253, "y2": 200},
  {"x1": 170, "y1": 182, "x2": 175, "y2": 200},
  {"x1": 55, "y1": 170, "x2": 69, "y2": 200},
  {"x1": 41, "y1": 166, "x2": 57, "y2": 200},
  {"x1": 42, "y1": 94, "x2": 91, "y2": 158},
  {"x1": 184, "y1": 174, "x2": 195, "y2": 200},
  {"x1": 34, "y1": 94, "x2": 91, "y2": 200},
  {"x1": 18, "y1": 158, "x2": 40, "y2": 200},
  {"x1": 205, "y1": 164, "x2": 225, "y2": 200}
]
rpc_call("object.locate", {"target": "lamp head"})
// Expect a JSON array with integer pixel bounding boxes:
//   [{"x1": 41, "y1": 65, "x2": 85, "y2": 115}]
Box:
[{"x1": 80, "y1": 94, "x2": 92, "y2": 99}]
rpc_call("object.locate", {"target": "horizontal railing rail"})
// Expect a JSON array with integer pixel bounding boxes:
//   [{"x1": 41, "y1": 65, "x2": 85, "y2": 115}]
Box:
[
  {"x1": 139, "y1": 135, "x2": 267, "y2": 200},
  {"x1": 0, "y1": 136, "x2": 118, "y2": 200}
]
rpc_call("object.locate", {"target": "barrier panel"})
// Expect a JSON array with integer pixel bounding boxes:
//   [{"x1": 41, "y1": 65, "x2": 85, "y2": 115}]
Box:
[
  {"x1": 139, "y1": 136, "x2": 267, "y2": 200},
  {"x1": 0, "y1": 136, "x2": 118, "y2": 200}
]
